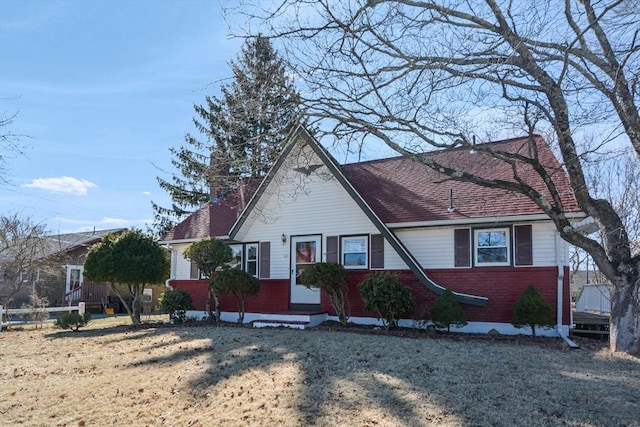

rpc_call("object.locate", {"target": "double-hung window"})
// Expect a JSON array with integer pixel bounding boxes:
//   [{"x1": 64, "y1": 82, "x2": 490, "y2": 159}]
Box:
[
  {"x1": 226, "y1": 243, "x2": 259, "y2": 277},
  {"x1": 229, "y1": 244, "x2": 243, "y2": 270},
  {"x1": 341, "y1": 236, "x2": 368, "y2": 269},
  {"x1": 245, "y1": 244, "x2": 259, "y2": 277},
  {"x1": 474, "y1": 228, "x2": 510, "y2": 266}
]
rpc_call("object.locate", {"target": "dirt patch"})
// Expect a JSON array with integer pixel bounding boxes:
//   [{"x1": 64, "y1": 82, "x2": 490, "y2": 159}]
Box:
[{"x1": 0, "y1": 317, "x2": 636, "y2": 426}]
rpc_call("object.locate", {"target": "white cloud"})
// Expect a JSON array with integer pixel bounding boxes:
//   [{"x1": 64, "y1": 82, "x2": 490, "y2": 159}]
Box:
[
  {"x1": 141, "y1": 191, "x2": 151, "y2": 196},
  {"x1": 23, "y1": 176, "x2": 98, "y2": 196}
]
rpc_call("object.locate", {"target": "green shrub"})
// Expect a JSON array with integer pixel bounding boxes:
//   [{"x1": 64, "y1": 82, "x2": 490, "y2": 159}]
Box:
[
  {"x1": 55, "y1": 312, "x2": 91, "y2": 331},
  {"x1": 359, "y1": 273, "x2": 414, "y2": 329},
  {"x1": 216, "y1": 269, "x2": 260, "y2": 323},
  {"x1": 300, "y1": 263, "x2": 350, "y2": 325},
  {"x1": 432, "y1": 288, "x2": 467, "y2": 333},
  {"x1": 159, "y1": 288, "x2": 194, "y2": 324},
  {"x1": 512, "y1": 285, "x2": 554, "y2": 337}
]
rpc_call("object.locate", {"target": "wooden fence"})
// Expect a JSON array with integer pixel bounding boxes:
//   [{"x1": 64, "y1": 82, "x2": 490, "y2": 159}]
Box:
[{"x1": 0, "y1": 302, "x2": 85, "y2": 331}]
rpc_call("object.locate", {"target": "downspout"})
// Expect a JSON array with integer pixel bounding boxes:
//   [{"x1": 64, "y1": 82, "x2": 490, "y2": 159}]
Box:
[
  {"x1": 556, "y1": 233, "x2": 579, "y2": 348},
  {"x1": 165, "y1": 244, "x2": 175, "y2": 290}
]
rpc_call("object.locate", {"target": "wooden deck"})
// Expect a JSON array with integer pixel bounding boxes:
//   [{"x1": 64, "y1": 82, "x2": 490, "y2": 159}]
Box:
[
  {"x1": 571, "y1": 311, "x2": 610, "y2": 338},
  {"x1": 64, "y1": 283, "x2": 109, "y2": 308}
]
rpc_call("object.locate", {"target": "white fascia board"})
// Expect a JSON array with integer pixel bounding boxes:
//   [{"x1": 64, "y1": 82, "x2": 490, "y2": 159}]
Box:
[
  {"x1": 386, "y1": 212, "x2": 586, "y2": 229},
  {"x1": 159, "y1": 235, "x2": 230, "y2": 245},
  {"x1": 572, "y1": 216, "x2": 599, "y2": 234}
]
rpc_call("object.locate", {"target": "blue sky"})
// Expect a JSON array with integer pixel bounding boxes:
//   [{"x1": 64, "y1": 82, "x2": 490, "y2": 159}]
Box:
[{"x1": 0, "y1": 0, "x2": 244, "y2": 234}]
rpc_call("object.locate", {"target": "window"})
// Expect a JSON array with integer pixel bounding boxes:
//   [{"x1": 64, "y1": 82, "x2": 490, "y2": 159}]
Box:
[
  {"x1": 229, "y1": 244, "x2": 243, "y2": 270},
  {"x1": 189, "y1": 260, "x2": 201, "y2": 279},
  {"x1": 245, "y1": 243, "x2": 258, "y2": 277},
  {"x1": 342, "y1": 236, "x2": 368, "y2": 269},
  {"x1": 475, "y1": 228, "x2": 510, "y2": 266},
  {"x1": 70, "y1": 268, "x2": 81, "y2": 288},
  {"x1": 224, "y1": 243, "x2": 261, "y2": 278}
]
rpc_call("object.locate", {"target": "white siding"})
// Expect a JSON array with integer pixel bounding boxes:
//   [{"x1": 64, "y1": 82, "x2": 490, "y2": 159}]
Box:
[
  {"x1": 240, "y1": 150, "x2": 381, "y2": 278},
  {"x1": 529, "y1": 222, "x2": 559, "y2": 266},
  {"x1": 391, "y1": 228, "x2": 454, "y2": 269},
  {"x1": 173, "y1": 243, "x2": 192, "y2": 280},
  {"x1": 388, "y1": 221, "x2": 562, "y2": 269}
]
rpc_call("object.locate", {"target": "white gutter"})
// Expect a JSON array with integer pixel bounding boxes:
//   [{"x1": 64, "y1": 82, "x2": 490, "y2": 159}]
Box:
[
  {"x1": 556, "y1": 232, "x2": 565, "y2": 334},
  {"x1": 165, "y1": 244, "x2": 175, "y2": 289},
  {"x1": 387, "y1": 212, "x2": 586, "y2": 230},
  {"x1": 555, "y1": 232, "x2": 579, "y2": 348}
]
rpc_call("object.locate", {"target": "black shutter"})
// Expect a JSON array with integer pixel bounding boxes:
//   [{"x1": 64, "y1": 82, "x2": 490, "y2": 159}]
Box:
[
  {"x1": 454, "y1": 229, "x2": 471, "y2": 267},
  {"x1": 259, "y1": 241, "x2": 271, "y2": 278},
  {"x1": 190, "y1": 260, "x2": 199, "y2": 279},
  {"x1": 514, "y1": 225, "x2": 533, "y2": 266},
  {"x1": 326, "y1": 236, "x2": 338, "y2": 263},
  {"x1": 371, "y1": 234, "x2": 384, "y2": 268}
]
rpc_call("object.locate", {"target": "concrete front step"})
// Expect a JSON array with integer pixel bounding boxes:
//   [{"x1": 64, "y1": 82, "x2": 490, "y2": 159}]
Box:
[{"x1": 252, "y1": 312, "x2": 328, "y2": 330}]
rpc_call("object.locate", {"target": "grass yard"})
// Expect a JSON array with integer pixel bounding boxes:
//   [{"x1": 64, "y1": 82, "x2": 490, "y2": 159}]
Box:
[{"x1": 1, "y1": 317, "x2": 638, "y2": 427}]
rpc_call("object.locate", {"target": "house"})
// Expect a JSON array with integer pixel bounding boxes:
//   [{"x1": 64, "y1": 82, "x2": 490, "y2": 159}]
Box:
[
  {"x1": 51, "y1": 228, "x2": 165, "y2": 313},
  {"x1": 50, "y1": 228, "x2": 127, "y2": 309},
  {"x1": 160, "y1": 126, "x2": 583, "y2": 336},
  {"x1": 0, "y1": 228, "x2": 126, "y2": 310}
]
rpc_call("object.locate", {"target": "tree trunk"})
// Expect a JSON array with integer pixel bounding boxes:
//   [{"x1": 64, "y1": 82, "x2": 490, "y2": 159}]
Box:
[
  {"x1": 111, "y1": 283, "x2": 133, "y2": 323},
  {"x1": 131, "y1": 286, "x2": 143, "y2": 325},
  {"x1": 239, "y1": 298, "x2": 245, "y2": 324},
  {"x1": 213, "y1": 292, "x2": 221, "y2": 323},
  {"x1": 609, "y1": 272, "x2": 640, "y2": 354},
  {"x1": 205, "y1": 287, "x2": 212, "y2": 320}
]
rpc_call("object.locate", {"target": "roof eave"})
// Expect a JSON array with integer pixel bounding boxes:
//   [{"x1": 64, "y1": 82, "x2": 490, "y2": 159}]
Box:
[{"x1": 387, "y1": 212, "x2": 586, "y2": 229}]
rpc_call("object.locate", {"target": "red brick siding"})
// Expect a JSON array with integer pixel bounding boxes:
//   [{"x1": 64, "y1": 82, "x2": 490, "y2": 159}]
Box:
[
  {"x1": 169, "y1": 280, "x2": 209, "y2": 311},
  {"x1": 170, "y1": 279, "x2": 290, "y2": 314},
  {"x1": 171, "y1": 266, "x2": 571, "y2": 325}
]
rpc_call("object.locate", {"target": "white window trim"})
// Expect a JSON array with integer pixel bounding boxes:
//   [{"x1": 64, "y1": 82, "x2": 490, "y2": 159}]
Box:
[
  {"x1": 229, "y1": 244, "x2": 244, "y2": 270},
  {"x1": 244, "y1": 243, "x2": 259, "y2": 277},
  {"x1": 66, "y1": 265, "x2": 84, "y2": 289},
  {"x1": 341, "y1": 235, "x2": 369, "y2": 269},
  {"x1": 474, "y1": 228, "x2": 510, "y2": 267}
]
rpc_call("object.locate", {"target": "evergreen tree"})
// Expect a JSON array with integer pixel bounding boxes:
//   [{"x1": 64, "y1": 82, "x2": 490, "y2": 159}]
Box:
[
  {"x1": 432, "y1": 288, "x2": 468, "y2": 333},
  {"x1": 154, "y1": 36, "x2": 303, "y2": 234},
  {"x1": 512, "y1": 285, "x2": 554, "y2": 337}
]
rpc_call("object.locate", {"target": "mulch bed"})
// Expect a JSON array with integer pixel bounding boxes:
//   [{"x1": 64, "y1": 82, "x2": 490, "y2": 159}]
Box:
[{"x1": 120, "y1": 318, "x2": 610, "y2": 352}]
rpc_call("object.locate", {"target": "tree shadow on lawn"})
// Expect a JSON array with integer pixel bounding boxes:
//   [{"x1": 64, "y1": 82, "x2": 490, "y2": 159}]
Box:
[
  {"x1": 43, "y1": 323, "x2": 169, "y2": 343},
  {"x1": 129, "y1": 325, "x2": 640, "y2": 426},
  {"x1": 47, "y1": 323, "x2": 640, "y2": 425}
]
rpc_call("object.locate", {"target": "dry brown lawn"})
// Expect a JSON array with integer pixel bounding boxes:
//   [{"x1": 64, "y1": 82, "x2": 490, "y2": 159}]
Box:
[{"x1": 1, "y1": 316, "x2": 638, "y2": 427}]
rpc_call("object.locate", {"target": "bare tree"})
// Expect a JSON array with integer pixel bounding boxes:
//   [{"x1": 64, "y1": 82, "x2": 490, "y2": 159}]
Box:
[
  {"x1": 0, "y1": 108, "x2": 26, "y2": 185},
  {"x1": 0, "y1": 213, "x2": 52, "y2": 308},
  {"x1": 233, "y1": 0, "x2": 640, "y2": 354}
]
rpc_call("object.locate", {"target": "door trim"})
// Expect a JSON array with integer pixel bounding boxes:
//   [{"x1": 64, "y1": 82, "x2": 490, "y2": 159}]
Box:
[{"x1": 289, "y1": 234, "x2": 322, "y2": 307}]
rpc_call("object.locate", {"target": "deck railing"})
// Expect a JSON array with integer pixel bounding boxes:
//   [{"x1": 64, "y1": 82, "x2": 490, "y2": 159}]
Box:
[{"x1": 63, "y1": 282, "x2": 109, "y2": 305}]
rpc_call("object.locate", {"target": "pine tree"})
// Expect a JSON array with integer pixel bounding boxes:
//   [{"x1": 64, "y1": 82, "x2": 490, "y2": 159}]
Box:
[
  {"x1": 512, "y1": 285, "x2": 554, "y2": 337},
  {"x1": 432, "y1": 288, "x2": 468, "y2": 333},
  {"x1": 154, "y1": 36, "x2": 302, "y2": 234}
]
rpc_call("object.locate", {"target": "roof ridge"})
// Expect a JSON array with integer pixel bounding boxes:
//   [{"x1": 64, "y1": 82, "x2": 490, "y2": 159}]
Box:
[{"x1": 342, "y1": 134, "x2": 542, "y2": 167}]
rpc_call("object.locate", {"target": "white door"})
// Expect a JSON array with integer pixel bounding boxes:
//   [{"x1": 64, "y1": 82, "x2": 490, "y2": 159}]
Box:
[{"x1": 290, "y1": 235, "x2": 321, "y2": 305}]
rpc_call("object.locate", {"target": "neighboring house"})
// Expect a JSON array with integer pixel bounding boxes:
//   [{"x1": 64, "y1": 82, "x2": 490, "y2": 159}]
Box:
[
  {"x1": 0, "y1": 228, "x2": 126, "y2": 309},
  {"x1": 160, "y1": 126, "x2": 584, "y2": 336},
  {"x1": 48, "y1": 228, "x2": 128, "y2": 309},
  {"x1": 570, "y1": 269, "x2": 609, "y2": 299}
]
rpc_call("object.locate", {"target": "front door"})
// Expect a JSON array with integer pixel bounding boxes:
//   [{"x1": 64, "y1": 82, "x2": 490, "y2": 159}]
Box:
[{"x1": 290, "y1": 235, "x2": 321, "y2": 306}]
